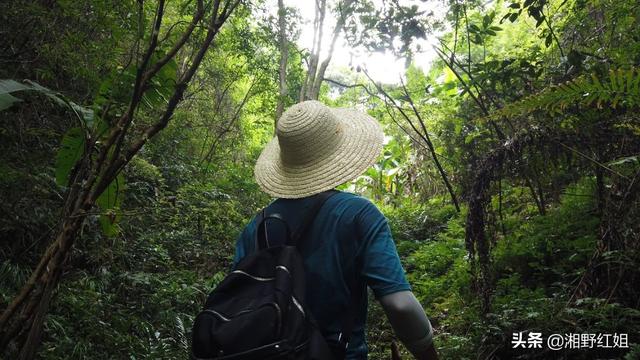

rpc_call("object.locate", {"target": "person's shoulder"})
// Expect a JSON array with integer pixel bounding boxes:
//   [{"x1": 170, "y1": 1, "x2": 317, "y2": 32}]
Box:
[
  {"x1": 333, "y1": 191, "x2": 381, "y2": 213},
  {"x1": 334, "y1": 192, "x2": 388, "y2": 239},
  {"x1": 334, "y1": 190, "x2": 370, "y2": 204}
]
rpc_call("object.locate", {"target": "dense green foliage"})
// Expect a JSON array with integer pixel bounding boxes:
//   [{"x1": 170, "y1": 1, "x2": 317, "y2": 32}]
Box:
[{"x1": 1, "y1": 0, "x2": 639, "y2": 359}]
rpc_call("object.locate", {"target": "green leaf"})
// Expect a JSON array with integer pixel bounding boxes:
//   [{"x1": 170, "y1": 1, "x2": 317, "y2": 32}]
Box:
[
  {"x1": 0, "y1": 79, "x2": 94, "y2": 126},
  {"x1": 615, "y1": 68, "x2": 625, "y2": 92},
  {"x1": 0, "y1": 93, "x2": 22, "y2": 111},
  {"x1": 609, "y1": 69, "x2": 618, "y2": 91},
  {"x1": 98, "y1": 213, "x2": 119, "y2": 238},
  {"x1": 632, "y1": 69, "x2": 640, "y2": 94},
  {"x1": 0, "y1": 79, "x2": 31, "y2": 93},
  {"x1": 96, "y1": 173, "x2": 125, "y2": 237},
  {"x1": 545, "y1": 33, "x2": 553, "y2": 47},
  {"x1": 509, "y1": 3, "x2": 520, "y2": 9},
  {"x1": 0, "y1": 80, "x2": 30, "y2": 111},
  {"x1": 591, "y1": 73, "x2": 603, "y2": 91},
  {"x1": 625, "y1": 68, "x2": 635, "y2": 91},
  {"x1": 55, "y1": 127, "x2": 86, "y2": 186},
  {"x1": 142, "y1": 52, "x2": 178, "y2": 108},
  {"x1": 483, "y1": 15, "x2": 491, "y2": 28}
]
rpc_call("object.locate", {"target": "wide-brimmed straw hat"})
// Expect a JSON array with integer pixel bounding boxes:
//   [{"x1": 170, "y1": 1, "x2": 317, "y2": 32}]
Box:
[{"x1": 255, "y1": 100, "x2": 384, "y2": 198}]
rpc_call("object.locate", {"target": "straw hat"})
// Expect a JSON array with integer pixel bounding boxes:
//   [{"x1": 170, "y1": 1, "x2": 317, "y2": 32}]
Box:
[{"x1": 255, "y1": 100, "x2": 384, "y2": 198}]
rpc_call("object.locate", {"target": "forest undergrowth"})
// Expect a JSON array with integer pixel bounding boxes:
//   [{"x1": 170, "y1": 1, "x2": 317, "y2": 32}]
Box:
[{"x1": 2, "y1": 0, "x2": 640, "y2": 359}]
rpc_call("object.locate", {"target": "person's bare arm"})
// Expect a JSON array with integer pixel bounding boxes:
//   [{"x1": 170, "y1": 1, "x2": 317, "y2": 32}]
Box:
[{"x1": 378, "y1": 291, "x2": 439, "y2": 360}]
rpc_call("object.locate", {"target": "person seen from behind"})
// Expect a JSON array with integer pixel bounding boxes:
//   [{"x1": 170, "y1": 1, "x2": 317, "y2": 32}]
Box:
[{"x1": 233, "y1": 101, "x2": 439, "y2": 359}]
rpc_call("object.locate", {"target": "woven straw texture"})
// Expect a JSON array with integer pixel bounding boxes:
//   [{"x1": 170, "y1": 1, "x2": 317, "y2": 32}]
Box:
[{"x1": 255, "y1": 100, "x2": 383, "y2": 198}]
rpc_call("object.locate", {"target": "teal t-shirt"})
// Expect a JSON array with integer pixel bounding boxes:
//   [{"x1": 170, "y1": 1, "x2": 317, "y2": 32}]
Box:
[{"x1": 232, "y1": 190, "x2": 411, "y2": 359}]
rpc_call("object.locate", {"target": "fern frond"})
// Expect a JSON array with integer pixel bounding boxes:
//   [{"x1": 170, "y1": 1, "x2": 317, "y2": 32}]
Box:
[{"x1": 484, "y1": 67, "x2": 640, "y2": 122}]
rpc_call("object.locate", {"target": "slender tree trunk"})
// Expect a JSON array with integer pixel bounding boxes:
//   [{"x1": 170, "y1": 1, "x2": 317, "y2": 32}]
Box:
[
  {"x1": 308, "y1": 0, "x2": 354, "y2": 100},
  {"x1": 275, "y1": 0, "x2": 289, "y2": 126},
  {"x1": 306, "y1": 0, "x2": 326, "y2": 98},
  {"x1": 300, "y1": 0, "x2": 326, "y2": 101}
]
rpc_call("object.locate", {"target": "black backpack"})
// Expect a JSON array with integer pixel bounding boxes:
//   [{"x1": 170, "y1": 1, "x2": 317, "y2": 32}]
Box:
[{"x1": 191, "y1": 190, "x2": 359, "y2": 360}]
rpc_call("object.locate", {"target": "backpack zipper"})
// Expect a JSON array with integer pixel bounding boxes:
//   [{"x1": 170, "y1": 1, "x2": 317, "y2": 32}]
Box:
[
  {"x1": 275, "y1": 265, "x2": 290, "y2": 275},
  {"x1": 291, "y1": 295, "x2": 305, "y2": 317},
  {"x1": 204, "y1": 303, "x2": 282, "y2": 335},
  {"x1": 203, "y1": 309, "x2": 232, "y2": 322},
  {"x1": 230, "y1": 270, "x2": 274, "y2": 281}
]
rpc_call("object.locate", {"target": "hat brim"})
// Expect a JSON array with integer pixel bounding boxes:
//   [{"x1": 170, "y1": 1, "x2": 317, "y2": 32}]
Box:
[{"x1": 254, "y1": 108, "x2": 383, "y2": 199}]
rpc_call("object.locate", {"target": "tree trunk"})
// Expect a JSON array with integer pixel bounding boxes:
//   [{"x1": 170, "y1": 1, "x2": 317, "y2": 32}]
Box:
[
  {"x1": 308, "y1": 0, "x2": 354, "y2": 100},
  {"x1": 300, "y1": 0, "x2": 326, "y2": 101},
  {"x1": 275, "y1": 0, "x2": 289, "y2": 126}
]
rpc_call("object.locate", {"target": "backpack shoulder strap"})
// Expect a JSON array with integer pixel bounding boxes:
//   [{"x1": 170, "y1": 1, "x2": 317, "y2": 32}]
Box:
[
  {"x1": 254, "y1": 190, "x2": 338, "y2": 250},
  {"x1": 287, "y1": 189, "x2": 339, "y2": 247},
  {"x1": 255, "y1": 211, "x2": 291, "y2": 250}
]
